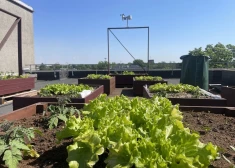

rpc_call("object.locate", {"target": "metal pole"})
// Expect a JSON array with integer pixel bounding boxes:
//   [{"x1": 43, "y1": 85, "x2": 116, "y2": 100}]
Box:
[
  {"x1": 107, "y1": 29, "x2": 110, "y2": 74},
  {"x1": 18, "y1": 19, "x2": 23, "y2": 75},
  {"x1": 147, "y1": 27, "x2": 150, "y2": 72}
]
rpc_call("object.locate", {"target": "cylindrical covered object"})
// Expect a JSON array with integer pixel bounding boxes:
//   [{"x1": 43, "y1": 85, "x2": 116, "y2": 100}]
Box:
[{"x1": 180, "y1": 55, "x2": 209, "y2": 90}]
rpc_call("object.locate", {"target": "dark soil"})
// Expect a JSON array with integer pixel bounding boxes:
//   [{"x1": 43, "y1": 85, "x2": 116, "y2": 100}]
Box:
[
  {"x1": 1, "y1": 111, "x2": 234, "y2": 168},
  {"x1": 183, "y1": 111, "x2": 235, "y2": 168},
  {"x1": 7, "y1": 114, "x2": 71, "y2": 168},
  {"x1": 149, "y1": 92, "x2": 211, "y2": 99},
  {"x1": 0, "y1": 112, "x2": 106, "y2": 168}
]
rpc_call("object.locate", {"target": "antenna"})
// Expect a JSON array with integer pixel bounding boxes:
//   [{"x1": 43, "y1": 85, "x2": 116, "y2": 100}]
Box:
[{"x1": 120, "y1": 14, "x2": 132, "y2": 27}]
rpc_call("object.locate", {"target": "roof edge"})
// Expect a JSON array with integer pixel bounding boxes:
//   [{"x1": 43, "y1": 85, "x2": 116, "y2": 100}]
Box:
[{"x1": 8, "y1": 0, "x2": 34, "y2": 12}]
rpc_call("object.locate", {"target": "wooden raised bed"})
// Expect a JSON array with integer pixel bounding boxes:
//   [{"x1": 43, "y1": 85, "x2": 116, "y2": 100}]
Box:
[
  {"x1": 0, "y1": 77, "x2": 35, "y2": 96},
  {"x1": 78, "y1": 77, "x2": 115, "y2": 95},
  {"x1": 143, "y1": 86, "x2": 227, "y2": 106},
  {"x1": 3, "y1": 102, "x2": 235, "y2": 121},
  {"x1": 13, "y1": 85, "x2": 104, "y2": 110},
  {"x1": 133, "y1": 78, "x2": 168, "y2": 96},
  {"x1": 0, "y1": 102, "x2": 85, "y2": 121},
  {"x1": 1, "y1": 101, "x2": 235, "y2": 167},
  {"x1": 180, "y1": 106, "x2": 235, "y2": 117},
  {"x1": 110, "y1": 74, "x2": 148, "y2": 88},
  {"x1": 221, "y1": 86, "x2": 235, "y2": 107}
]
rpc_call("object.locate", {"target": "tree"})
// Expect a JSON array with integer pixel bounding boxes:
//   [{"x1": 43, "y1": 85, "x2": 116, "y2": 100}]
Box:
[
  {"x1": 189, "y1": 43, "x2": 235, "y2": 68},
  {"x1": 133, "y1": 59, "x2": 145, "y2": 68},
  {"x1": 53, "y1": 63, "x2": 62, "y2": 70},
  {"x1": 188, "y1": 47, "x2": 206, "y2": 57},
  {"x1": 39, "y1": 63, "x2": 47, "y2": 70},
  {"x1": 97, "y1": 61, "x2": 108, "y2": 70},
  {"x1": 205, "y1": 43, "x2": 235, "y2": 68}
]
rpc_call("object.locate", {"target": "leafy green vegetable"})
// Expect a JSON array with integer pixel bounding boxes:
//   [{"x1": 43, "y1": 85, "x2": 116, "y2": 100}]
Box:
[
  {"x1": 0, "y1": 71, "x2": 29, "y2": 80},
  {"x1": 86, "y1": 74, "x2": 111, "y2": 79},
  {"x1": 57, "y1": 95, "x2": 218, "y2": 168},
  {"x1": 43, "y1": 96, "x2": 80, "y2": 129},
  {"x1": 149, "y1": 83, "x2": 202, "y2": 97},
  {"x1": 45, "y1": 105, "x2": 80, "y2": 129},
  {"x1": 122, "y1": 71, "x2": 135, "y2": 75},
  {"x1": 135, "y1": 76, "x2": 163, "y2": 81},
  {"x1": 22, "y1": 144, "x2": 40, "y2": 158},
  {"x1": 39, "y1": 84, "x2": 93, "y2": 97},
  {"x1": 0, "y1": 121, "x2": 40, "y2": 168}
]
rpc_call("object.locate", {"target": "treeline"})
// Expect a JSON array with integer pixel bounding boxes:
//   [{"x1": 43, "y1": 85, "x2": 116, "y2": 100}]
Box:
[
  {"x1": 38, "y1": 42, "x2": 235, "y2": 70},
  {"x1": 38, "y1": 61, "x2": 182, "y2": 70}
]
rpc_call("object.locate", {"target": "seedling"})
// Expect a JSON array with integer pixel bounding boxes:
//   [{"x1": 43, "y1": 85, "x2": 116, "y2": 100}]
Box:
[
  {"x1": 0, "y1": 120, "x2": 40, "y2": 168},
  {"x1": 44, "y1": 96, "x2": 80, "y2": 129},
  {"x1": 203, "y1": 126, "x2": 211, "y2": 132}
]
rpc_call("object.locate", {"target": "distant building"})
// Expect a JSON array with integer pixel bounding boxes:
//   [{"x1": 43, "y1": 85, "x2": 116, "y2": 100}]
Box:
[{"x1": 0, "y1": 0, "x2": 34, "y2": 74}]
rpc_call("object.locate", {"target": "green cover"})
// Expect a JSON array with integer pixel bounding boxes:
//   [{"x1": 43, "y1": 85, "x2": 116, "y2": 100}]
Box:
[{"x1": 180, "y1": 55, "x2": 209, "y2": 90}]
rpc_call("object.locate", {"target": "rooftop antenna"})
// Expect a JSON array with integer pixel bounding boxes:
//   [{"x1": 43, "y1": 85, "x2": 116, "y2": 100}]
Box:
[{"x1": 120, "y1": 14, "x2": 132, "y2": 27}]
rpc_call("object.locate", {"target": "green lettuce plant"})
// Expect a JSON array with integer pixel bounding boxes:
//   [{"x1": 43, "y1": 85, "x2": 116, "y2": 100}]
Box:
[
  {"x1": 135, "y1": 76, "x2": 163, "y2": 81},
  {"x1": 149, "y1": 83, "x2": 202, "y2": 97},
  {"x1": 39, "y1": 84, "x2": 93, "y2": 97},
  {"x1": 0, "y1": 71, "x2": 29, "y2": 80},
  {"x1": 122, "y1": 71, "x2": 135, "y2": 75},
  {"x1": 56, "y1": 95, "x2": 218, "y2": 168},
  {"x1": 86, "y1": 74, "x2": 111, "y2": 79}
]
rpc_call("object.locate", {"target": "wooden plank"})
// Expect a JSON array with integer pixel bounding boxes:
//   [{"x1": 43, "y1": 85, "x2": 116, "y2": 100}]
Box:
[{"x1": 0, "y1": 90, "x2": 37, "y2": 105}]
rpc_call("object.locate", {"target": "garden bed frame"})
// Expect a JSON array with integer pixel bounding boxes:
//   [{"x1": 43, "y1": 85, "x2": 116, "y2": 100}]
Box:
[
  {"x1": 13, "y1": 85, "x2": 104, "y2": 110},
  {"x1": 78, "y1": 77, "x2": 115, "y2": 95},
  {"x1": 0, "y1": 77, "x2": 35, "y2": 96},
  {"x1": 110, "y1": 74, "x2": 148, "y2": 88},
  {"x1": 2, "y1": 102, "x2": 235, "y2": 122},
  {"x1": 0, "y1": 102, "x2": 85, "y2": 121},
  {"x1": 179, "y1": 106, "x2": 235, "y2": 117},
  {"x1": 221, "y1": 86, "x2": 235, "y2": 107},
  {"x1": 143, "y1": 86, "x2": 228, "y2": 106},
  {"x1": 133, "y1": 78, "x2": 168, "y2": 96}
]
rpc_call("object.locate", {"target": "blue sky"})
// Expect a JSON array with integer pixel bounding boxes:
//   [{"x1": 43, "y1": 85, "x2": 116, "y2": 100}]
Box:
[{"x1": 23, "y1": 0, "x2": 235, "y2": 64}]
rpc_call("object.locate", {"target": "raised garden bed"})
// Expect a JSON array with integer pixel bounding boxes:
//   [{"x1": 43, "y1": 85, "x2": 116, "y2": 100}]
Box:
[
  {"x1": 78, "y1": 74, "x2": 115, "y2": 95},
  {"x1": 0, "y1": 95, "x2": 226, "y2": 167},
  {"x1": 0, "y1": 77, "x2": 35, "y2": 96},
  {"x1": 110, "y1": 72, "x2": 148, "y2": 88},
  {"x1": 13, "y1": 84, "x2": 104, "y2": 110},
  {"x1": 0, "y1": 102, "x2": 85, "y2": 121},
  {"x1": 221, "y1": 86, "x2": 235, "y2": 107},
  {"x1": 0, "y1": 102, "x2": 86, "y2": 168},
  {"x1": 143, "y1": 83, "x2": 227, "y2": 106},
  {"x1": 133, "y1": 76, "x2": 168, "y2": 96},
  {"x1": 179, "y1": 106, "x2": 235, "y2": 117}
]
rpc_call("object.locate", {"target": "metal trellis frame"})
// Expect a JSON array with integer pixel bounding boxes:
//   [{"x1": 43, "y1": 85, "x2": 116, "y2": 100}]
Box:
[
  {"x1": 107, "y1": 26, "x2": 150, "y2": 74},
  {"x1": 0, "y1": 8, "x2": 23, "y2": 75}
]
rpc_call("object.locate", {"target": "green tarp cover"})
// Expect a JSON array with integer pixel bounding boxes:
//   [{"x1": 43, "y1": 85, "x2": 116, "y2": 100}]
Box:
[{"x1": 180, "y1": 55, "x2": 209, "y2": 90}]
